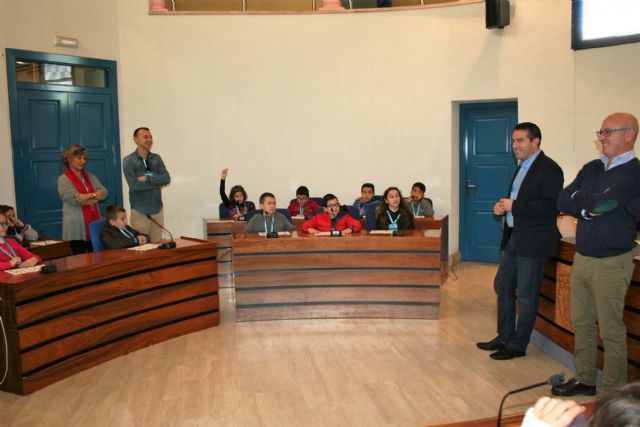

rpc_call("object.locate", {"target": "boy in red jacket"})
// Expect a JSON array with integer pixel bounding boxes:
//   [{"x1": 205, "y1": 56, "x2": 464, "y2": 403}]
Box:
[{"x1": 301, "y1": 194, "x2": 362, "y2": 235}]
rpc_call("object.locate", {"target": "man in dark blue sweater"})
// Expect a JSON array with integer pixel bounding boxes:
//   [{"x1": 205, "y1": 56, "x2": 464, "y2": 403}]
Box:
[{"x1": 553, "y1": 112, "x2": 640, "y2": 397}]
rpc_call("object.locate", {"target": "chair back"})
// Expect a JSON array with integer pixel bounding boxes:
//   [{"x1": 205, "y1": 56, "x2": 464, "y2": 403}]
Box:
[
  {"x1": 345, "y1": 205, "x2": 360, "y2": 219},
  {"x1": 364, "y1": 202, "x2": 382, "y2": 230},
  {"x1": 219, "y1": 203, "x2": 232, "y2": 219},
  {"x1": 89, "y1": 219, "x2": 107, "y2": 252},
  {"x1": 276, "y1": 208, "x2": 292, "y2": 222},
  {"x1": 243, "y1": 209, "x2": 260, "y2": 222}
]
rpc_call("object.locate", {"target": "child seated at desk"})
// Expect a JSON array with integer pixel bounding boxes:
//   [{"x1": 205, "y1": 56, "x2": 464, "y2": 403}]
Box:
[
  {"x1": 353, "y1": 183, "x2": 376, "y2": 217},
  {"x1": 405, "y1": 182, "x2": 434, "y2": 217},
  {"x1": 245, "y1": 193, "x2": 293, "y2": 233},
  {"x1": 0, "y1": 204, "x2": 39, "y2": 245},
  {"x1": 287, "y1": 186, "x2": 319, "y2": 219},
  {"x1": 376, "y1": 187, "x2": 414, "y2": 231},
  {"x1": 0, "y1": 211, "x2": 40, "y2": 270},
  {"x1": 100, "y1": 205, "x2": 148, "y2": 250},
  {"x1": 302, "y1": 194, "x2": 362, "y2": 235},
  {"x1": 220, "y1": 168, "x2": 255, "y2": 220}
]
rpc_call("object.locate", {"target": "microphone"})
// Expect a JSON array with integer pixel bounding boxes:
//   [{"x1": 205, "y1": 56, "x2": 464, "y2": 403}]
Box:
[
  {"x1": 497, "y1": 373, "x2": 565, "y2": 427},
  {"x1": 145, "y1": 214, "x2": 176, "y2": 249},
  {"x1": 39, "y1": 233, "x2": 58, "y2": 274}
]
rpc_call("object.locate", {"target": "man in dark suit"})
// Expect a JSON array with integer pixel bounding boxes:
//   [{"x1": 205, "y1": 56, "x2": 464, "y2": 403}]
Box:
[{"x1": 477, "y1": 122, "x2": 564, "y2": 360}]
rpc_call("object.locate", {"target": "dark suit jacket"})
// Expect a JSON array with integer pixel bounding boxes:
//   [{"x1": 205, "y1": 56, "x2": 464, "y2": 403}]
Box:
[
  {"x1": 500, "y1": 150, "x2": 564, "y2": 258},
  {"x1": 100, "y1": 223, "x2": 145, "y2": 250}
]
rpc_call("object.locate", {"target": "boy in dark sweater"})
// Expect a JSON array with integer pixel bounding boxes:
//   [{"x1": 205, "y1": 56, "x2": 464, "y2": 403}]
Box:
[{"x1": 100, "y1": 205, "x2": 148, "y2": 250}]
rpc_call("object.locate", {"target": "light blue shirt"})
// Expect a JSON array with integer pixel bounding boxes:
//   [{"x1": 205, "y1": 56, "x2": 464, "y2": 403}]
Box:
[
  {"x1": 600, "y1": 150, "x2": 636, "y2": 170},
  {"x1": 507, "y1": 150, "x2": 541, "y2": 227}
]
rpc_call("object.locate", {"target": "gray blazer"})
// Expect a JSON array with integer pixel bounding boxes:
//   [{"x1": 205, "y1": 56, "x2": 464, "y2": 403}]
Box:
[{"x1": 57, "y1": 172, "x2": 109, "y2": 240}]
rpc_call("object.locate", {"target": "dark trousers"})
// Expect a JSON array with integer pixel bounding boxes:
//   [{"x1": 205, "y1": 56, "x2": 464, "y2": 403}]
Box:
[{"x1": 494, "y1": 233, "x2": 547, "y2": 352}]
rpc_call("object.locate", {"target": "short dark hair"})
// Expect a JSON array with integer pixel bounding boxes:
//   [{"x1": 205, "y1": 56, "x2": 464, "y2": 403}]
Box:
[
  {"x1": 105, "y1": 205, "x2": 126, "y2": 221},
  {"x1": 322, "y1": 193, "x2": 338, "y2": 207},
  {"x1": 361, "y1": 183, "x2": 375, "y2": 192},
  {"x1": 259, "y1": 192, "x2": 276, "y2": 204},
  {"x1": 133, "y1": 127, "x2": 150, "y2": 137},
  {"x1": 514, "y1": 122, "x2": 542, "y2": 143},
  {"x1": 0, "y1": 205, "x2": 13, "y2": 215},
  {"x1": 412, "y1": 182, "x2": 426, "y2": 193},
  {"x1": 296, "y1": 186, "x2": 310, "y2": 197}
]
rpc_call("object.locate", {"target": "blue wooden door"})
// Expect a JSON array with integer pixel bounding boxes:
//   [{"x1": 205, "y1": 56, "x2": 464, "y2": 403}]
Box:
[
  {"x1": 15, "y1": 90, "x2": 70, "y2": 237},
  {"x1": 69, "y1": 92, "x2": 119, "y2": 208},
  {"x1": 459, "y1": 102, "x2": 517, "y2": 263},
  {"x1": 7, "y1": 49, "x2": 121, "y2": 239}
]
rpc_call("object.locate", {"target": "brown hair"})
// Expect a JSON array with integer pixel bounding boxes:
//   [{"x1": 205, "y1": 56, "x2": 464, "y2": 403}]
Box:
[{"x1": 62, "y1": 144, "x2": 88, "y2": 168}]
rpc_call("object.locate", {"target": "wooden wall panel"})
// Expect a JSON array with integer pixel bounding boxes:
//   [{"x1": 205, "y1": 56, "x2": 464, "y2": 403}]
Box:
[{"x1": 234, "y1": 269, "x2": 440, "y2": 288}]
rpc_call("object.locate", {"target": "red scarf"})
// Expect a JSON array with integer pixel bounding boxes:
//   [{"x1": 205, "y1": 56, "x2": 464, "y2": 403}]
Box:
[{"x1": 64, "y1": 168, "x2": 101, "y2": 241}]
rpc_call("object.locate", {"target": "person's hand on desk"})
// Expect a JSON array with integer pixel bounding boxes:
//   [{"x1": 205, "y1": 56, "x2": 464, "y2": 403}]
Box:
[
  {"x1": 138, "y1": 235, "x2": 148, "y2": 245},
  {"x1": 306, "y1": 228, "x2": 319, "y2": 235},
  {"x1": 232, "y1": 213, "x2": 243, "y2": 221},
  {"x1": 342, "y1": 228, "x2": 353, "y2": 235},
  {"x1": 529, "y1": 396, "x2": 585, "y2": 427},
  {"x1": 9, "y1": 257, "x2": 21, "y2": 267},
  {"x1": 18, "y1": 257, "x2": 39, "y2": 268}
]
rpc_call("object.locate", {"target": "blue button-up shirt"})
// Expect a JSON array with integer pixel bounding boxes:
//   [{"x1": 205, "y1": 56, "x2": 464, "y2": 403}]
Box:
[
  {"x1": 507, "y1": 150, "x2": 541, "y2": 227},
  {"x1": 600, "y1": 150, "x2": 636, "y2": 170}
]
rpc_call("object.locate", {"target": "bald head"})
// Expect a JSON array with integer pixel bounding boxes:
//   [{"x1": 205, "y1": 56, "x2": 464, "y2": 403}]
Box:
[
  {"x1": 607, "y1": 112, "x2": 638, "y2": 141},
  {"x1": 599, "y1": 112, "x2": 638, "y2": 159}
]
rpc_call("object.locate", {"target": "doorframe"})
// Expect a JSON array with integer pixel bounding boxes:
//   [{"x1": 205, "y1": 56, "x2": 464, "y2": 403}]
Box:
[
  {"x1": 458, "y1": 100, "x2": 518, "y2": 263},
  {"x1": 5, "y1": 48, "x2": 122, "y2": 222}
]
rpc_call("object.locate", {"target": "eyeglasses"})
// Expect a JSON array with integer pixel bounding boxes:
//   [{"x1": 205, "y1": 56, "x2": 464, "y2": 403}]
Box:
[
  {"x1": 596, "y1": 128, "x2": 630, "y2": 137},
  {"x1": 0, "y1": 222, "x2": 8, "y2": 227},
  {"x1": 326, "y1": 204, "x2": 340, "y2": 209}
]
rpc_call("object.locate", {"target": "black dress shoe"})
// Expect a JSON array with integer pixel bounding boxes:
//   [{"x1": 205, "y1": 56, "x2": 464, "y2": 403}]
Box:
[
  {"x1": 489, "y1": 348, "x2": 526, "y2": 360},
  {"x1": 476, "y1": 337, "x2": 505, "y2": 351},
  {"x1": 551, "y1": 379, "x2": 596, "y2": 397}
]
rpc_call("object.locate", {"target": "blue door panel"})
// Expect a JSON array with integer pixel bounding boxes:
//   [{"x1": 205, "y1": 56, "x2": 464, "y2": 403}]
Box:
[
  {"x1": 69, "y1": 92, "x2": 118, "y2": 210},
  {"x1": 17, "y1": 90, "x2": 69, "y2": 238},
  {"x1": 460, "y1": 102, "x2": 517, "y2": 263}
]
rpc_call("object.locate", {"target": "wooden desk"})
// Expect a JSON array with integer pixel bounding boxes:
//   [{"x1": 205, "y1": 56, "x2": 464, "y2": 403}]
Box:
[
  {"x1": 233, "y1": 229, "x2": 448, "y2": 322},
  {"x1": 0, "y1": 238, "x2": 219, "y2": 395},
  {"x1": 538, "y1": 237, "x2": 640, "y2": 381},
  {"x1": 29, "y1": 240, "x2": 72, "y2": 260},
  {"x1": 203, "y1": 215, "x2": 448, "y2": 288}
]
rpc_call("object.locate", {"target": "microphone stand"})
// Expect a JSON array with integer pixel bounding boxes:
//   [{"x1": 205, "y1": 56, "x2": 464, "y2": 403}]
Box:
[
  {"x1": 146, "y1": 215, "x2": 176, "y2": 249},
  {"x1": 497, "y1": 373, "x2": 565, "y2": 427},
  {"x1": 39, "y1": 234, "x2": 58, "y2": 274}
]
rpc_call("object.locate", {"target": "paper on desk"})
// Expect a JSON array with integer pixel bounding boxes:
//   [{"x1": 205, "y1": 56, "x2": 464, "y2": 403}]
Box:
[
  {"x1": 4, "y1": 265, "x2": 44, "y2": 275},
  {"x1": 29, "y1": 240, "x2": 62, "y2": 246},
  {"x1": 128, "y1": 243, "x2": 160, "y2": 251},
  {"x1": 368, "y1": 230, "x2": 394, "y2": 235}
]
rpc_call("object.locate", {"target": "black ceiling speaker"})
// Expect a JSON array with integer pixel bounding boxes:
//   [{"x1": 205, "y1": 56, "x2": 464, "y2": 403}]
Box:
[{"x1": 486, "y1": 0, "x2": 510, "y2": 29}]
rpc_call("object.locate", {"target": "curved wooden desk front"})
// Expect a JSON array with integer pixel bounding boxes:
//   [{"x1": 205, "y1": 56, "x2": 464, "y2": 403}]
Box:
[
  {"x1": 203, "y1": 215, "x2": 448, "y2": 288},
  {"x1": 0, "y1": 238, "x2": 219, "y2": 395},
  {"x1": 233, "y1": 229, "x2": 447, "y2": 321}
]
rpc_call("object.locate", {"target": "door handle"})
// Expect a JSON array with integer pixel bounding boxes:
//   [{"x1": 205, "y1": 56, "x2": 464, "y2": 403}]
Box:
[{"x1": 466, "y1": 180, "x2": 476, "y2": 189}]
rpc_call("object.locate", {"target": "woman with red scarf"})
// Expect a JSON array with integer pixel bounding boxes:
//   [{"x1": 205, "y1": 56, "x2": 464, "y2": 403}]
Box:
[{"x1": 57, "y1": 145, "x2": 109, "y2": 253}]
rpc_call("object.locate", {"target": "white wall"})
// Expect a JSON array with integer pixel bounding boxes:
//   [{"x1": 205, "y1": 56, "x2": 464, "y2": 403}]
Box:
[{"x1": 2, "y1": 0, "x2": 639, "y2": 253}]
